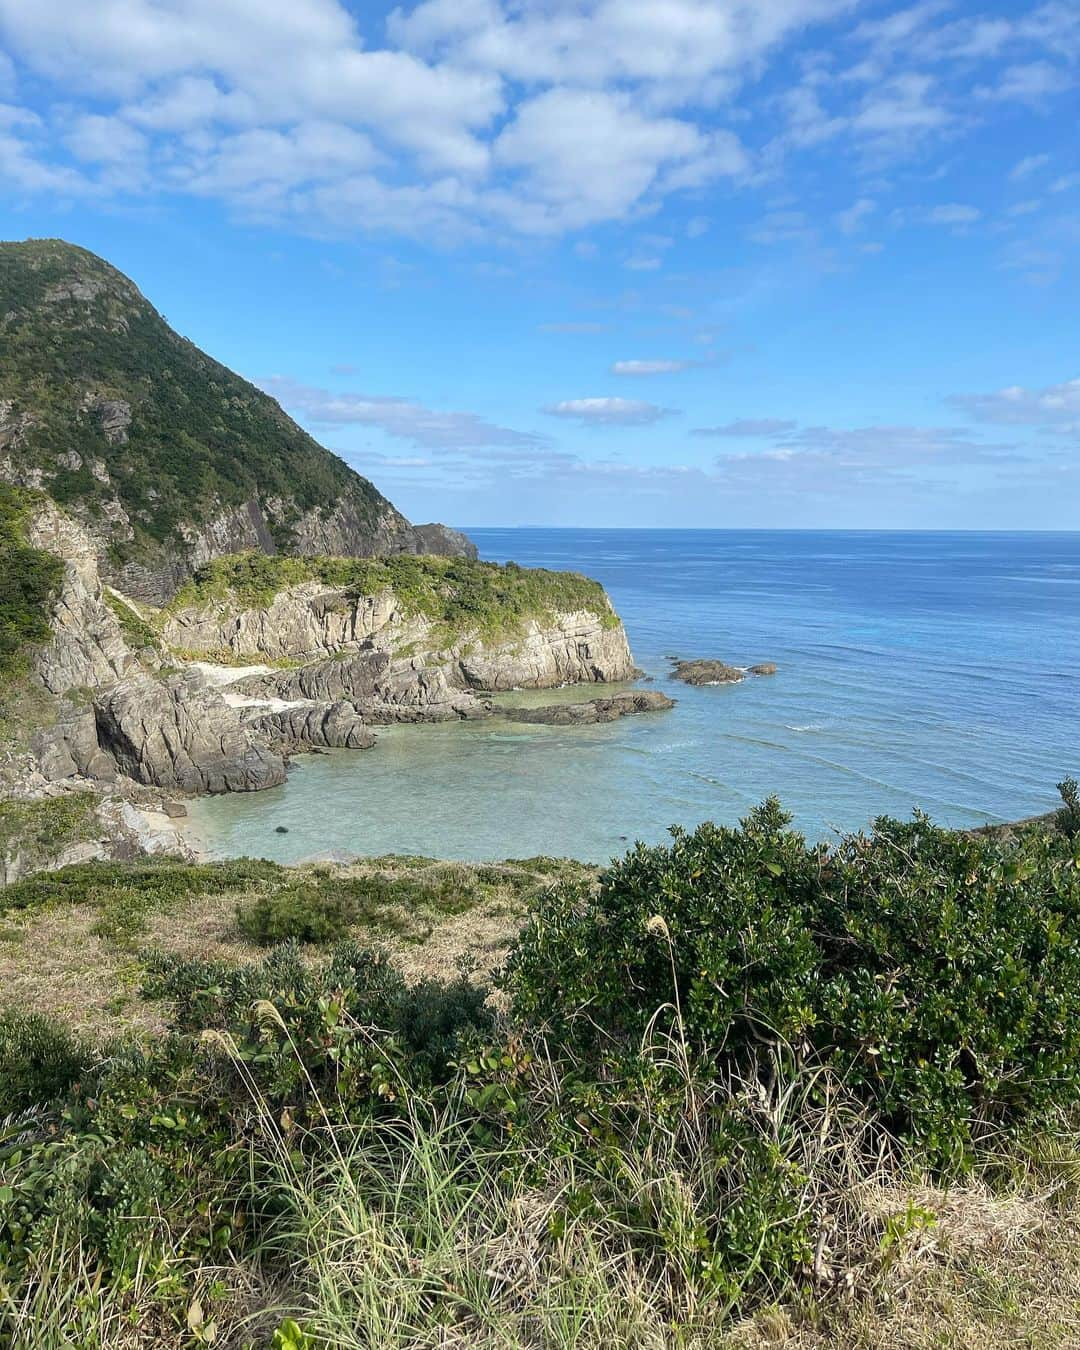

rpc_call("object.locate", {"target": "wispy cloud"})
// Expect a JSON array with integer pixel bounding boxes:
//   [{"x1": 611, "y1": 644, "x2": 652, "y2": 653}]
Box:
[
  {"x1": 693, "y1": 419, "x2": 798, "y2": 438},
  {"x1": 542, "y1": 397, "x2": 675, "y2": 426}
]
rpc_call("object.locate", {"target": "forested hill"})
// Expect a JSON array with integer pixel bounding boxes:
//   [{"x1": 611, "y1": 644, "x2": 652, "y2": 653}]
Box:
[{"x1": 0, "y1": 239, "x2": 472, "y2": 600}]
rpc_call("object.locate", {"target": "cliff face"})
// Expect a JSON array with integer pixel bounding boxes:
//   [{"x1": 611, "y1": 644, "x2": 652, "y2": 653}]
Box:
[
  {"x1": 160, "y1": 570, "x2": 637, "y2": 690},
  {"x1": 0, "y1": 238, "x2": 475, "y2": 601}
]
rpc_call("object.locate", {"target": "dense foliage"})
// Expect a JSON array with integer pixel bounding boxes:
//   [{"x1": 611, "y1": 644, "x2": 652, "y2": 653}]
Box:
[
  {"x1": 171, "y1": 550, "x2": 622, "y2": 639},
  {"x1": 1, "y1": 800, "x2": 1079, "y2": 1343},
  {"x1": 0, "y1": 483, "x2": 64, "y2": 682},
  {"x1": 507, "y1": 797, "x2": 1080, "y2": 1168},
  {"x1": 0, "y1": 240, "x2": 394, "y2": 566}
]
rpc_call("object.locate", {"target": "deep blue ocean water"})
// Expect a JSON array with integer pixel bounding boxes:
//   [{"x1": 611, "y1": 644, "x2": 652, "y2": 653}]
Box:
[{"x1": 191, "y1": 530, "x2": 1080, "y2": 863}]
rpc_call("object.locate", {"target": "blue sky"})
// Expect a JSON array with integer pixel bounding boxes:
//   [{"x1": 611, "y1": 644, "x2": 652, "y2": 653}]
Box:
[{"x1": 0, "y1": 0, "x2": 1076, "y2": 529}]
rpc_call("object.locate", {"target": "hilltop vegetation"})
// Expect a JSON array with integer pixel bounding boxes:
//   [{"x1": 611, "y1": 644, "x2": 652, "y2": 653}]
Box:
[
  {"x1": 2, "y1": 797, "x2": 1080, "y2": 1346},
  {"x1": 170, "y1": 550, "x2": 622, "y2": 639}
]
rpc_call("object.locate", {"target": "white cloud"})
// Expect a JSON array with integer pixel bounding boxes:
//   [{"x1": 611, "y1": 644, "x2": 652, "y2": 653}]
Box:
[
  {"x1": 65, "y1": 113, "x2": 148, "y2": 165},
  {"x1": 950, "y1": 378, "x2": 1080, "y2": 428},
  {"x1": 262, "y1": 376, "x2": 546, "y2": 450},
  {"x1": 542, "y1": 397, "x2": 674, "y2": 426},
  {"x1": 1052, "y1": 173, "x2": 1080, "y2": 194},
  {"x1": 492, "y1": 88, "x2": 745, "y2": 233},
  {"x1": 611, "y1": 359, "x2": 694, "y2": 375}
]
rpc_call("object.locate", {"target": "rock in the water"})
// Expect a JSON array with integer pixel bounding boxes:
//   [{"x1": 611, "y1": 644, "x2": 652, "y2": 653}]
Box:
[
  {"x1": 671, "y1": 659, "x2": 746, "y2": 686},
  {"x1": 749, "y1": 663, "x2": 778, "y2": 676},
  {"x1": 93, "y1": 673, "x2": 286, "y2": 793},
  {"x1": 239, "y1": 648, "x2": 485, "y2": 723},
  {"x1": 499, "y1": 690, "x2": 675, "y2": 725},
  {"x1": 251, "y1": 701, "x2": 377, "y2": 752}
]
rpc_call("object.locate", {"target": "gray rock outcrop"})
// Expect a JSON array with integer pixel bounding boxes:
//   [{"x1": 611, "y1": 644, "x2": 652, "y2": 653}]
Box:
[
  {"x1": 454, "y1": 614, "x2": 634, "y2": 690},
  {"x1": 94, "y1": 673, "x2": 286, "y2": 793},
  {"x1": 32, "y1": 705, "x2": 117, "y2": 782},
  {"x1": 238, "y1": 648, "x2": 485, "y2": 723}
]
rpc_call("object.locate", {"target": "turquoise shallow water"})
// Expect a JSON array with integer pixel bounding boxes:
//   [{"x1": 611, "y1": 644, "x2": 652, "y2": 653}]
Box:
[{"x1": 190, "y1": 530, "x2": 1080, "y2": 864}]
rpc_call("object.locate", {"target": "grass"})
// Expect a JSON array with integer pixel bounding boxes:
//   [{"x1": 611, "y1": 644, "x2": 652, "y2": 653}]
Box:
[
  {"x1": 104, "y1": 590, "x2": 160, "y2": 652},
  {"x1": 3, "y1": 809, "x2": 1080, "y2": 1347},
  {"x1": 0, "y1": 853, "x2": 593, "y2": 1036},
  {"x1": 167, "y1": 551, "x2": 622, "y2": 643}
]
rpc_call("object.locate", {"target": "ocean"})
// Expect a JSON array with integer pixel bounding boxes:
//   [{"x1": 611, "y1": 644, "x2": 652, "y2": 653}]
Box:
[{"x1": 189, "y1": 529, "x2": 1080, "y2": 864}]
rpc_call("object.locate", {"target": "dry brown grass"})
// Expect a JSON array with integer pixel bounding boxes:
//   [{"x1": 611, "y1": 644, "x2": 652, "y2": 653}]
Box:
[{"x1": 0, "y1": 854, "x2": 591, "y2": 1039}]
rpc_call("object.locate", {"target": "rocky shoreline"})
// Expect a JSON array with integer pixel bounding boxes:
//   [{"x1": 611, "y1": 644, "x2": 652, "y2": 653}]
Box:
[{"x1": 2, "y1": 498, "x2": 676, "y2": 881}]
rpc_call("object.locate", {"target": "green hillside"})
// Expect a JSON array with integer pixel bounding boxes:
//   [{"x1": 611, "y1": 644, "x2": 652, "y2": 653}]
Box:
[{"x1": 0, "y1": 240, "x2": 413, "y2": 593}]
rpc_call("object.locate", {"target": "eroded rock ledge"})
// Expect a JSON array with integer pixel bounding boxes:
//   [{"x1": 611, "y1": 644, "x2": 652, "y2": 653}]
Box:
[{"x1": 18, "y1": 504, "x2": 654, "y2": 803}]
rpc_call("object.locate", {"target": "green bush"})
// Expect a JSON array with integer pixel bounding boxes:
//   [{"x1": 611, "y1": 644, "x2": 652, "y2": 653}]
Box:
[
  {"x1": 235, "y1": 883, "x2": 357, "y2": 945},
  {"x1": 0, "y1": 1009, "x2": 89, "y2": 1113},
  {"x1": 505, "y1": 800, "x2": 1080, "y2": 1169}
]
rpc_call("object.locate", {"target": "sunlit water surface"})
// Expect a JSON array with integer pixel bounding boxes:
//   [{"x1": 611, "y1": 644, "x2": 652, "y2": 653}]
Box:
[{"x1": 190, "y1": 529, "x2": 1080, "y2": 863}]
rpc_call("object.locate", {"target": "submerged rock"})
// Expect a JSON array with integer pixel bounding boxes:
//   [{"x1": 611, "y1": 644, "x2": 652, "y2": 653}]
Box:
[{"x1": 498, "y1": 690, "x2": 675, "y2": 725}]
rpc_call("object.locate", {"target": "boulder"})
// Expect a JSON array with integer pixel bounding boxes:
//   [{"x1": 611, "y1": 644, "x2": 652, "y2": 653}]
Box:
[{"x1": 94, "y1": 673, "x2": 286, "y2": 793}]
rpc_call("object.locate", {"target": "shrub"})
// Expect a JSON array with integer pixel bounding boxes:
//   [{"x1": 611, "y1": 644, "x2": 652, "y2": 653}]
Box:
[
  {"x1": 505, "y1": 800, "x2": 1080, "y2": 1170},
  {"x1": 0, "y1": 1009, "x2": 89, "y2": 1113},
  {"x1": 235, "y1": 882, "x2": 357, "y2": 945}
]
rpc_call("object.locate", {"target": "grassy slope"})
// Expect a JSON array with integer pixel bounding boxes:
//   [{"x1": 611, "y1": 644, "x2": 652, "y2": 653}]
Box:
[
  {"x1": 0, "y1": 239, "x2": 395, "y2": 563},
  {"x1": 167, "y1": 550, "x2": 623, "y2": 641},
  {"x1": 0, "y1": 853, "x2": 593, "y2": 1037}
]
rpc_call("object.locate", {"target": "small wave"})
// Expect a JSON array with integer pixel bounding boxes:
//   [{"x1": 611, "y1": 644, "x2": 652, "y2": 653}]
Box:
[{"x1": 786, "y1": 722, "x2": 829, "y2": 733}]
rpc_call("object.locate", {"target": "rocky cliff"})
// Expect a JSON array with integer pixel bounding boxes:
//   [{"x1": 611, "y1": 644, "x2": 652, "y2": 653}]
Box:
[
  {"x1": 6, "y1": 503, "x2": 646, "y2": 817},
  {"x1": 0, "y1": 238, "x2": 475, "y2": 602}
]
